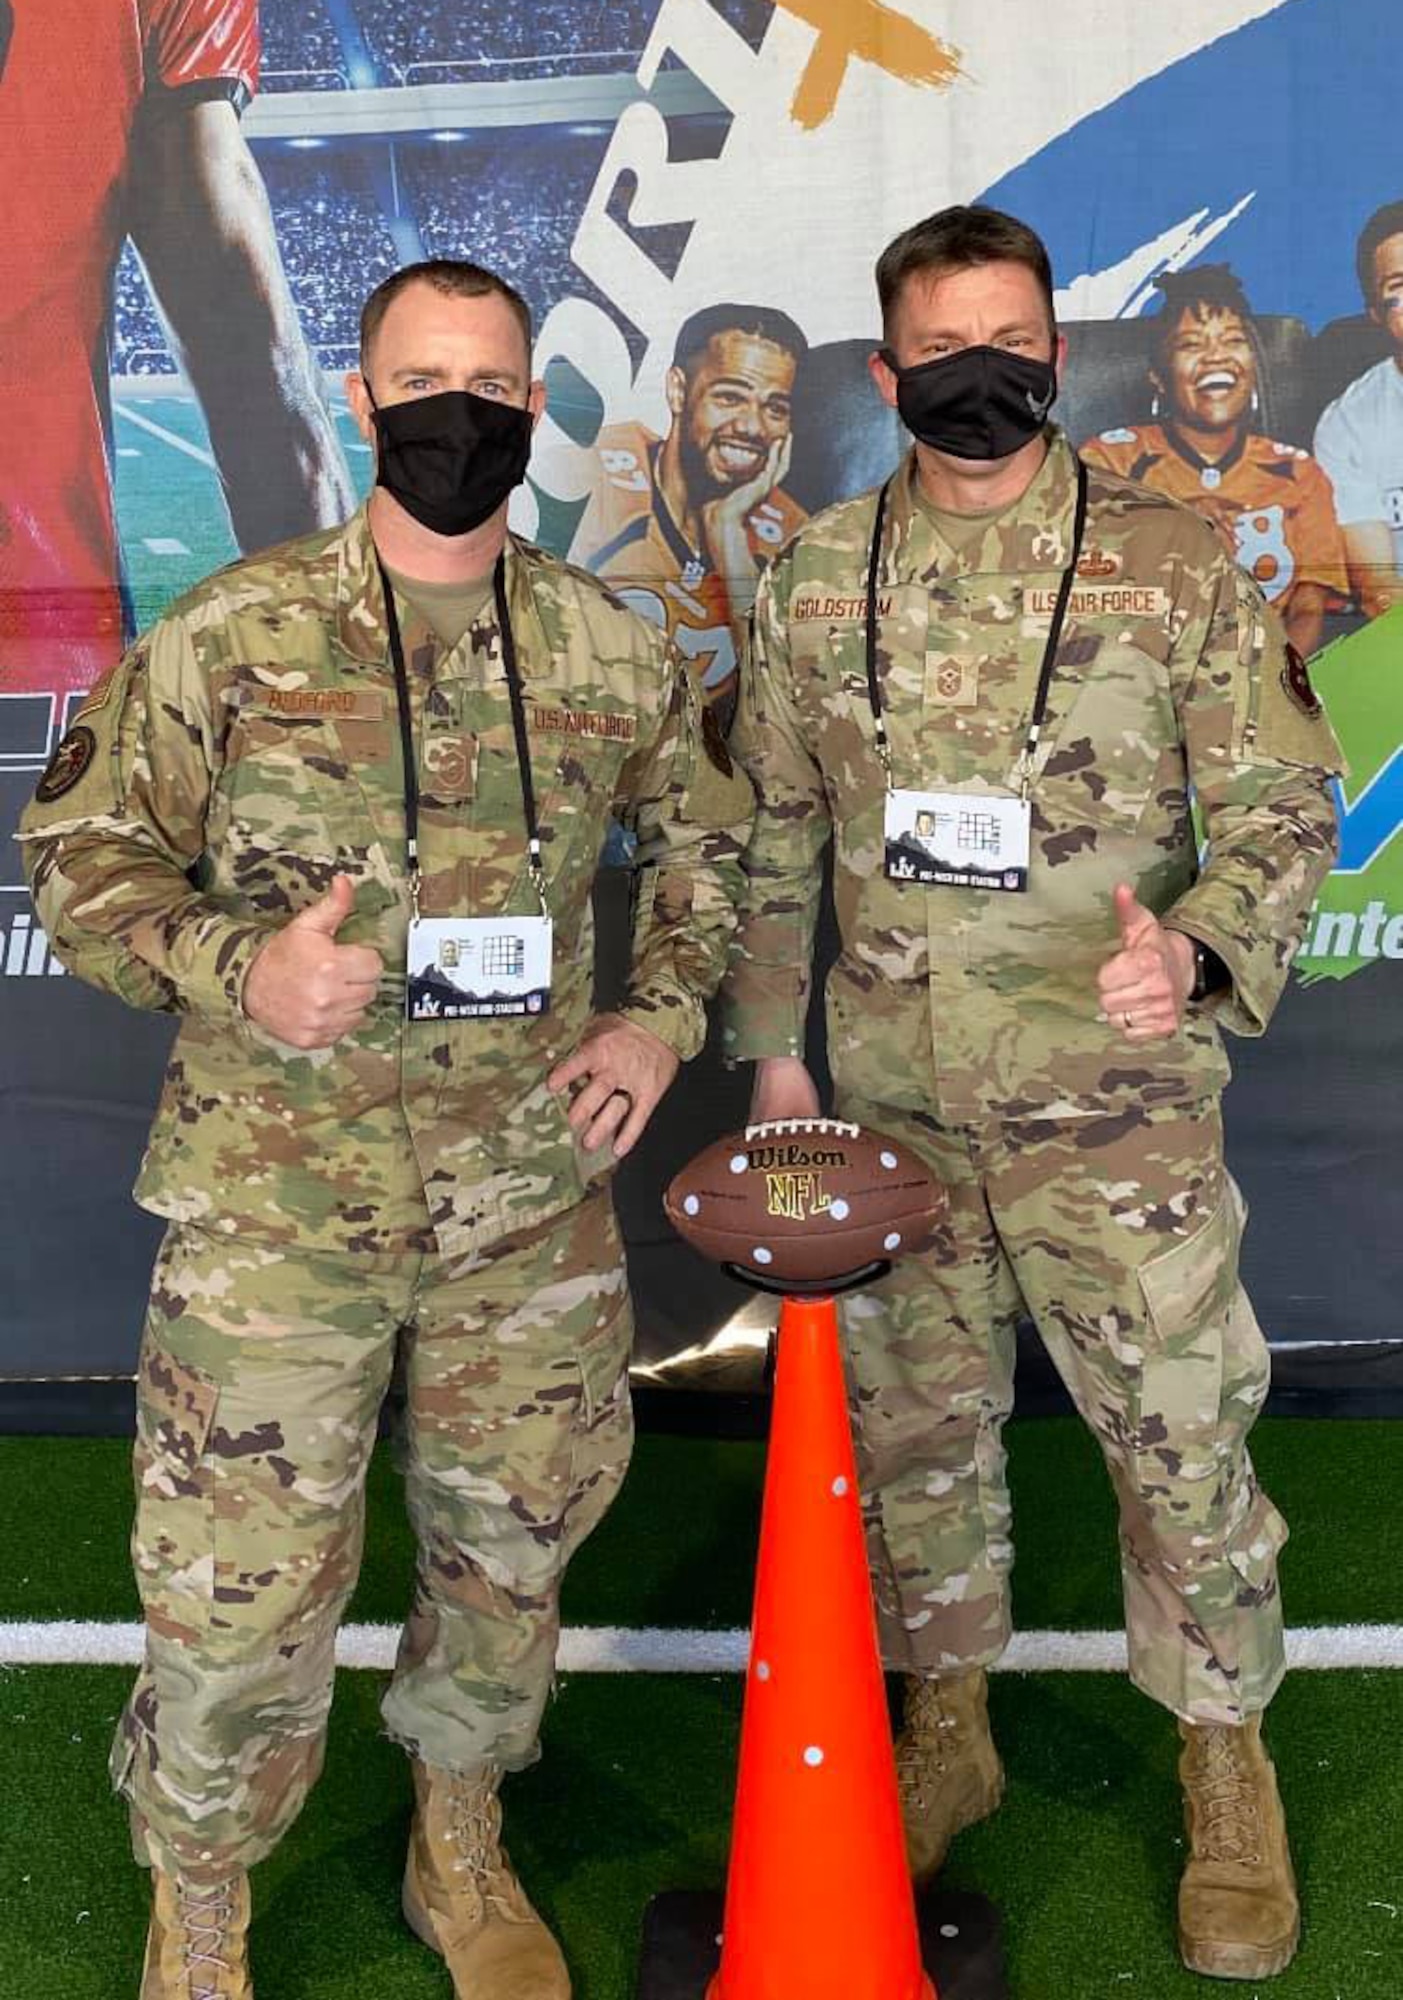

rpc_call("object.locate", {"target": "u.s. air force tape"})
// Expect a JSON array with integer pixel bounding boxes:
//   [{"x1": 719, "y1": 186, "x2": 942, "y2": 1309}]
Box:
[{"x1": 34, "y1": 725, "x2": 97, "y2": 803}]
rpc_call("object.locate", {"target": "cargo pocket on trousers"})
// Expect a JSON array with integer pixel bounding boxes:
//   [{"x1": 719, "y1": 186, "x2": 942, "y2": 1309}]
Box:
[
  {"x1": 564, "y1": 1288, "x2": 635, "y2": 1561},
  {"x1": 1132, "y1": 1193, "x2": 1238, "y2": 1533},
  {"x1": 1226, "y1": 1483, "x2": 1289, "y2": 1608},
  {"x1": 132, "y1": 1341, "x2": 220, "y2": 1639}
]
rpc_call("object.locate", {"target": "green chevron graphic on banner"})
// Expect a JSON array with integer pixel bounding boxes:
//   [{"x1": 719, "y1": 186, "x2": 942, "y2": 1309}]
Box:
[{"x1": 1295, "y1": 604, "x2": 1403, "y2": 984}]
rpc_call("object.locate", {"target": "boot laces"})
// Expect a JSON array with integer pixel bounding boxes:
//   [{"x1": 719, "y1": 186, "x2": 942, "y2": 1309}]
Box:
[
  {"x1": 896, "y1": 1680, "x2": 958, "y2": 1810},
  {"x1": 446, "y1": 1773, "x2": 501, "y2": 1878},
  {"x1": 441, "y1": 1770, "x2": 533, "y2": 1921},
  {"x1": 1192, "y1": 1729, "x2": 1264, "y2": 1866},
  {"x1": 177, "y1": 1881, "x2": 235, "y2": 1999}
]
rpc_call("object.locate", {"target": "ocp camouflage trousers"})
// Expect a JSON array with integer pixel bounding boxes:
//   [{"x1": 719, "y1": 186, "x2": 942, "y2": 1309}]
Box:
[
  {"x1": 836, "y1": 1093, "x2": 1286, "y2": 1725},
  {"x1": 110, "y1": 1189, "x2": 632, "y2": 1880}
]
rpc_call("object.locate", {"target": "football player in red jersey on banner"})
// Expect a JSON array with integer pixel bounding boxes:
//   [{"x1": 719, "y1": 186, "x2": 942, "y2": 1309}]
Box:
[
  {"x1": 1082, "y1": 266, "x2": 1347, "y2": 656},
  {"x1": 0, "y1": 0, "x2": 353, "y2": 708},
  {"x1": 572, "y1": 303, "x2": 808, "y2": 723}
]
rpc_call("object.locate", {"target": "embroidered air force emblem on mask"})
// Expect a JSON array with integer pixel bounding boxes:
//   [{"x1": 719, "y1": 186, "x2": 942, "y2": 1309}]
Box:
[{"x1": 34, "y1": 725, "x2": 97, "y2": 803}]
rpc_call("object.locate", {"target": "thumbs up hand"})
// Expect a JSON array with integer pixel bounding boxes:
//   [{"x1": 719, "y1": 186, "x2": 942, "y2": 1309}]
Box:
[
  {"x1": 1095, "y1": 882, "x2": 1196, "y2": 1042},
  {"x1": 243, "y1": 873, "x2": 384, "y2": 1048}
]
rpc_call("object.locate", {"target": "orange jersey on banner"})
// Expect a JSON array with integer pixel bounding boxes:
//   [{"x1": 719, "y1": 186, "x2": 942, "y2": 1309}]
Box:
[
  {"x1": 1081, "y1": 424, "x2": 1349, "y2": 608},
  {"x1": 572, "y1": 421, "x2": 806, "y2": 706},
  {"x1": 0, "y1": 0, "x2": 259, "y2": 697}
]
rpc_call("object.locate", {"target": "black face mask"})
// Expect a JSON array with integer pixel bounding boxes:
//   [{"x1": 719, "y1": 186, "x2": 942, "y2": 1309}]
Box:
[
  {"x1": 882, "y1": 344, "x2": 1057, "y2": 461},
  {"x1": 368, "y1": 386, "x2": 532, "y2": 536}
]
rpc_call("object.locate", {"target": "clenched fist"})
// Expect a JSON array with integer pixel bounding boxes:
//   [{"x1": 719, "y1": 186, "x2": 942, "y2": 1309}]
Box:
[{"x1": 243, "y1": 874, "x2": 383, "y2": 1049}]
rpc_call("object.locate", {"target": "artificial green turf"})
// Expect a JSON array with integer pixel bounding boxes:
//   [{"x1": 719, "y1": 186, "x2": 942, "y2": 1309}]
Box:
[
  {"x1": 1, "y1": 1663, "x2": 1399, "y2": 1999},
  {"x1": 1, "y1": 1418, "x2": 1399, "y2": 1632},
  {"x1": 3, "y1": 1421, "x2": 1401, "y2": 1996}
]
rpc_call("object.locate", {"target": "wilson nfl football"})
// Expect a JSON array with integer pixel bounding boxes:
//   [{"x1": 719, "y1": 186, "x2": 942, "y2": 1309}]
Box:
[{"x1": 663, "y1": 1118, "x2": 947, "y2": 1288}]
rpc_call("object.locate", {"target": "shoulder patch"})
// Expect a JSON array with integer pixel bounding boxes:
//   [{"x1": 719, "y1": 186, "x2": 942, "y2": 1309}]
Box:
[
  {"x1": 34, "y1": 725, "x2": 97, "y2": 803},
  {"x1": 71, "y1": 663, "x2": 122, "y2": 723}
]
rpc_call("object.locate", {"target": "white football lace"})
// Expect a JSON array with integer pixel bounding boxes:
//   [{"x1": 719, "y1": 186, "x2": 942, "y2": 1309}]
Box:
[{"x1": 743, "y1": 1118, "x2": 860, "y2": 1141}]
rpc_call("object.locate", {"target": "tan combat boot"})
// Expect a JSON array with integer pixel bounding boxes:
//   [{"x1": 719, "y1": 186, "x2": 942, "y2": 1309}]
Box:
[
  {"x1": 140, "y1": 1870, "x2": 252, "y2": 1998},
  {"x1": 895, "y1": 1669, "x2": 1005, "y2": 1883},
  {"x1": 403, "y1": 1760, "x2": 570, "y2": 1999},
  {"x1": 1178, "y1": 1714, "x2": 1300, "y2": 1980}
]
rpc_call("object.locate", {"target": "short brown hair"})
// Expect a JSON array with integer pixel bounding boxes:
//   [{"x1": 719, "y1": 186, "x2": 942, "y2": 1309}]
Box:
[
  {"x1": 1356, "y1": 201, "x2": 1403, "y2": 305},
  {"x1": 359, "y1": 259, "x2": 533, "y2": 368},
  {"x1": 876, "y1": 205, "x2": 1056, "y2": 338}
]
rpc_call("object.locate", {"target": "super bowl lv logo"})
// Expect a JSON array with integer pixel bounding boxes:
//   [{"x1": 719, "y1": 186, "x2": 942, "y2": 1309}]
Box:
[{"x1": 765, "y1": 1171, "x2": 831, "y2": 1222}]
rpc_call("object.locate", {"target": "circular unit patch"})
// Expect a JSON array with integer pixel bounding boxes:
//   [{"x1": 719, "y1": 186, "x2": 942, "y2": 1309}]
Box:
[{"x1": 35, "y1": 725, "x2": 97, "y2": 803}]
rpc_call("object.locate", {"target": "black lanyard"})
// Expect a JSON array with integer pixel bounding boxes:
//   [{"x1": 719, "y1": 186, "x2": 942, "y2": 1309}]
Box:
[
  {"x1": 863, "y1": 455, "x2": 1090, "y2": 798},
  {"x1": 377, "y1": 551, "x2": 547, "y2": 915}
]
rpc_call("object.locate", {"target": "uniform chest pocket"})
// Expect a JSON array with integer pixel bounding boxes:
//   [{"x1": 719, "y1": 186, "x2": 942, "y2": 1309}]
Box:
[
  {"x1": 215, "y1": 689, "x2": 398, "y2": 899},
  {"x1": 781, "y1": 620, "x2": 904, "y2": 797},
  {"x1": 220, "y1": 707, "x2": 347, "y2": 844},
  {"x1": 1033, "y1": 633, "x2": 1179, "y2": 832},
  {"x1": 473, "y1": 715, "x2": 632, "y2": 878}
]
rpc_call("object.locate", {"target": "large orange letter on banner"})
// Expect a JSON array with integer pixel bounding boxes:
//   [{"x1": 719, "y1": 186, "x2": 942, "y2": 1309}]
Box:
[{"x1": 774, "y1": 0, "x2": 961, "y2": 128}]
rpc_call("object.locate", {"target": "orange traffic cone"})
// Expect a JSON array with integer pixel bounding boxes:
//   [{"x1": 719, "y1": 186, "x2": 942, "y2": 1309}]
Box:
[{"x1": 707, "y1": 1293, "x2": 936, "y2": 2000}]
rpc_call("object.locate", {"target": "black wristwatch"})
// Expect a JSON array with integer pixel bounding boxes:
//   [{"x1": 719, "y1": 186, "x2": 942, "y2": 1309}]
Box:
[{"x1": 1188, "y1": 940, "x2": 1229, "y2": 1004}]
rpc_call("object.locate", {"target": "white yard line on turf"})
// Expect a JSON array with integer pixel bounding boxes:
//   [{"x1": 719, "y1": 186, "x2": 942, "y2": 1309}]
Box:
[
  {"x1": 115, "y1": 404, "x2": 217, "y2": 468},
  {"x1": 2, "y1": 1622, "x2": 1402, "y2": 1672}
]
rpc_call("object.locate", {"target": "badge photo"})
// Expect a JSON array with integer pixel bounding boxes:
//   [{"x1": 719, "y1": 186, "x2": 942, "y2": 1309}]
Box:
[
  {"x1": 883, "y1": 786, "x2": 1032, "y2": 893},
  {"x1": 405, "y1": 914, "x2": 553, "y2": 1022}
]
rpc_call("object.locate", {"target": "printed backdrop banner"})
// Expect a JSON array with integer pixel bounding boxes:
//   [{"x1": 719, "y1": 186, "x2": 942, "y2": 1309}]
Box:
[{"x1": 0, "y1": 0, "x2": 1399, "y2": 1394}]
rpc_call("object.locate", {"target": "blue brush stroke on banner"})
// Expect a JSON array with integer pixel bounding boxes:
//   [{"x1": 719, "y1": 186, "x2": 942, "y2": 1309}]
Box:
[
  {"x1": 980, "y1": 0, "x2": 1401, "y2": 331},
  {"x1": 1334, "y1": 754, "x2": 1403, "y2": 873}
]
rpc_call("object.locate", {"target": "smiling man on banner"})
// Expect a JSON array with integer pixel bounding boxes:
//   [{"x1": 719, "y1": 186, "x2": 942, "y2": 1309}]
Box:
[
  {"x1": 574, "y1": 303, "x2": 808, "y2": 726},
  {"x1": 1314, "y1": 199, "x2": 1403, "y2": 624},
  {"x1": 721, "y1": 204, "x2": 1342, "y2": 1981}
]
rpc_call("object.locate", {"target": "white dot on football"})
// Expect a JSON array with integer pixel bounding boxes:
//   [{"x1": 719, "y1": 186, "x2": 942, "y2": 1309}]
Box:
[
  {"x1": 753, "y1": 1247, "x2": 773, "y2": 1265},
  {"x1": 829, "y1": 1198, "x2": 850, "y2": 1221},
  {"x1": 683, "y1": 1195, "x2": 700, "y2": 1216},
  {"x1": 884, "y1": 1231, "x2": 901, "y2": 1250},
  {"x1": 880, "y1": 1150, "x2": 898, "y2": 1170},
  {"x1": 729, "y1": 1154, "x2": 747, "y2": 1175}
]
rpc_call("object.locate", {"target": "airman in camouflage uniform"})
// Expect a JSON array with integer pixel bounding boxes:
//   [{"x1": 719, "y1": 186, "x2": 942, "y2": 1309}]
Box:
[
  {"x1": 20, "y1": 261, "x2": 753, "y2": 1999},
  {"x1": 722, "y1": 208, "x2": 1341, "y2": 1981}
]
